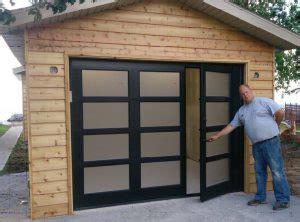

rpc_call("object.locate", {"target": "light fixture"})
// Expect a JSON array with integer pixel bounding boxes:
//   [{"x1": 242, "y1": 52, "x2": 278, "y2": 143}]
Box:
[
  {"x1": 50, "y1": 66, "x2": 58, "y2": 74},
  {"x1": 254, "y1": 72, "x2": 260, "y2": 79}
]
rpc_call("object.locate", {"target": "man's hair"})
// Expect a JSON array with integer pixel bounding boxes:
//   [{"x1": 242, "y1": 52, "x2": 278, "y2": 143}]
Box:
[{"x1": 239, "y1": 84, "x2": 251, "y2": 90}]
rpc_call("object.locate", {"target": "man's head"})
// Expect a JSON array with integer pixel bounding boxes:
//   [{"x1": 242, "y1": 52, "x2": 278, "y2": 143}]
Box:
[{"x1": 239, "y1": 84, "x2": 254, "y2": 104}]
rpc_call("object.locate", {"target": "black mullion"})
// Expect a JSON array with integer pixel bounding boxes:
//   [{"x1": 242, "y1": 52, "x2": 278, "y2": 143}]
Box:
[
  {"x1": 140, "y1": 126, "x2": 181, "y2": 133},
  {"x1": 70, "y1": 63, "x2": 82, "y2": 208},
  {"x1": 205, "y1": 97, "x2": 231, "y2": 102},
  {"x1": 129, "y1": 68, "x2": 141, "y2": 192},
  {"x1": 83, "y1": 128, "x2": 129, "y2": 135},
  {"x1": 180, "y1": 68, "x2": 186, "y2": 193},
  {"x1": 84, "y1": 159, "x2": 130, "y2": 167},
  {"x1": 141, "y1": 156, "x2": 181, "y2": 163},
  {"x1": 82, "y1": 97, "x2": 129, "y2": 102},
  {"x1": 139, "y1": 97, "x2": 181, "y2": 102},
  {"x1": 200, "y1": 64, "x2": 207, "y2": 193},
  {"x1": 206, "y1": 125, "x2": 227, "y2": 132},
  {"x1": 78, "y1": 67, "x2": 85, "y2": 200},
  {"x1": 206, "y1": 153, "x2": 230, "y2": 162}
]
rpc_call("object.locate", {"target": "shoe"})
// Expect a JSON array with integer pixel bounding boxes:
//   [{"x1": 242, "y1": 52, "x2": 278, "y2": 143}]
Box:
[
  {"x1": 247, "y1": 199, "x2": 267, "y2": 206},
  {"x1": 272, "y1": 202, "x2": 289, "y2": 210}
]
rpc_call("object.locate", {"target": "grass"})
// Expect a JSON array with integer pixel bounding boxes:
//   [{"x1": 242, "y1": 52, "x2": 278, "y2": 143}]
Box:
[
  {"x1": 0, "y1": 124, "x2": 10, "y2": 137},
  {"x1": 0, "y1": 134, "x2": 28, "y2": 176}
]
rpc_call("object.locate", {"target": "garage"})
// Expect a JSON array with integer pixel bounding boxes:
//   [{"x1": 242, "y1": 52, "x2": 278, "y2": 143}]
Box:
[
  {"x1": 2, "y1": 0, "x2": 298, "y2": 218},
  {"x1": 70, "y1": 59, "x2": 244, "y2": 209}
]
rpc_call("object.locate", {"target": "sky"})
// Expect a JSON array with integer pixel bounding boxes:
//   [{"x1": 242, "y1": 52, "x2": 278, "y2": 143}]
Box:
[{"x1": 0, "y1": 0, "x2": 299, "y2": 121}]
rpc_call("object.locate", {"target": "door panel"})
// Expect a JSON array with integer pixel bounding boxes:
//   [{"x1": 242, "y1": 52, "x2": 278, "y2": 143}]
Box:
[
  {"x1": 71, "y1": 59, "x2": 185, "y2": 209},
  {"x1": 200, "y1": 64, "x2": 244, "y2": 201}
]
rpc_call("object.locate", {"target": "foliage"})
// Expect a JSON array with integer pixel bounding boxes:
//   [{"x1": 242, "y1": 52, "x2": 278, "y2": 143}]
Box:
[
  {"x1": 0, "y1": 124, "x2": 10, "y2": 137},
  {"x1": 231, "y1": 0, "x2": 300, "y2": 94},
  {"x1": 0, "y1": 0, "x2": 90, "y2": 24},
  {"x1": 0, "y1": 134, "x2": 28, "y2": 176}
]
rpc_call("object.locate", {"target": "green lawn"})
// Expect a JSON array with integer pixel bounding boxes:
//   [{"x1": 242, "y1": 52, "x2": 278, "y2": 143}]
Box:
[
  {"x1": 0, "y1": 124, "x2": 10, "y2": 137},
  {"x1": 0, "y1": 134, "x2": 28, "y2": 176}
]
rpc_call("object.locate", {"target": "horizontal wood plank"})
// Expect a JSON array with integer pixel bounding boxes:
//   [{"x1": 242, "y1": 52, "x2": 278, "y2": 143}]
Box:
[
  {"x1": 32, "y1": 192, "x2": 68, "y2": 207},
  {"x1": 27, "y1": 51, "x2": 64, "y2": 65},
  {"x1": 29, "y1": 76, "x2": 65, "y2": 88},
  {"x1": 32, "y1": 169, "x2": 68, "y2": 183},
  {"x1": 31, "y1": 135, "x2": 66, "y2": 148},
  {"x1": 248, "y1": 80, "x2": 273, "y2": 90},
  {"x1": 32, "y1": 181, "x2": 68, "y2": 195},
  {"x1": 30, "y1": 112, "x2": 65, "y2": 124},
  {"x1": 252, "y1": 89, "x2": 273, "y2": 98},
  {"x1": 31, "y1": 157, "x2": 67, "y2": 171},
  {"x1": 30, "y1": 100, "x2": 65, "y2": 112},
  {"x1": 29, "y1": 88, "x2": 65, "y2": 100},
  {"x1": 27, "y1": 64, "x2": 65, "y2": 76},
  {"x1": 32, "y1": 203, "x2": 69, "y2": 219},
  {"x1": 29, "y1": 43, "x2": 272, "y2": 62},
  {"x1": 31, "y1": 123, "x2": 66, "y2": 136},
  {"x1": 32, "y1": 146, "x2": 67, "y2": 159},
  {"x1": 248, "y1": 71, "x2": 273, "y2": 81}
]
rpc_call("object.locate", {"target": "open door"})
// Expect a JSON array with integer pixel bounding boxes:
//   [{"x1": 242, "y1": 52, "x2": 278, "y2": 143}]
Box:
[{"x1": 200, "y1": 63, "x2": 244, "y2": 201}]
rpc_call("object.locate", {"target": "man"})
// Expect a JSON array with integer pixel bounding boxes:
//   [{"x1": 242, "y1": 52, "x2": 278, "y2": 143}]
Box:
[{"x1": 208, "y1": 84, "x2": 290, "y2": 210}]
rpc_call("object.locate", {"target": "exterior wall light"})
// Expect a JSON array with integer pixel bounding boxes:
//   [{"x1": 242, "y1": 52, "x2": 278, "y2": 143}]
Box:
[
  {"x1": 254, "y1": 72, "x2": 260, "y2": 79},
  {"x1": 50, "y1": 66, "x2": 58, "y2": 74}
]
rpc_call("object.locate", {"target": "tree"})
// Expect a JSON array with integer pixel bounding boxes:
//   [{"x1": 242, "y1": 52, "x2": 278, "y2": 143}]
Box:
[
  {"x1": 1, "y1": 0, "x2": 299, "y2": 93},
  {"x1": 0, "y1": 0, "x2": 88, "y2": 24},
  {"x1": 230, "y1": 0, "x2": 300, "y2": 94}
]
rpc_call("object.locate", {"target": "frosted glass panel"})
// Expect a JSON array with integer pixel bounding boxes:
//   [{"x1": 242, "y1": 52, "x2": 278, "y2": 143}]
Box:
[
  {"x1": 141, "y1": 102, "x2": 180, "y2": 127},
  {"x1": 206, "y1": 72, "x2": 230, "y2": 97},
  {"x1": 84, "y1": 165, "x2": 129, "y2": 193},
  {"x1": 206, "y1": 102, "x2": 229, "y2": 126},
  {"x1": 82, "y1": 70, "x2": 128, "y2": 96},
  {"x1": 141, "y1": 132, "x2": 180, "y2": 157},
  {"x1": 206, "y1": 132, "x2": 229, "y2": 157},
  {"x1": 206, "y1": 159, "x2": 230, "y2": 187},
  {"x1": 84, "y1": 134, "x2": 129, "y2": 161},
  {"x1": 83, "y1": 103, "x2": 128, "y2": 129},
  {"x1": 140, "y1": 72, "x2": 180, "y2": 96},
  {"x1": 141, "y1": 161, "x2": 180, "y2": 188}
]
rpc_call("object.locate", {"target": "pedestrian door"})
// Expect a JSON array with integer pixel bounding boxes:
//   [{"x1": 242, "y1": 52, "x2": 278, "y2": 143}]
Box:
[
  {"x1": 200, "y1": 64, "x2": 244, "y2": 201},
  {"x1": 70, "y1": 59, "x2": 186, "y2": 209}
]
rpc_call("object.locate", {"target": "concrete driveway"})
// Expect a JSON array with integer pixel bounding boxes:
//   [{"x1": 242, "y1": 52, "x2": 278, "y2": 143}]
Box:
[{"x1": 8, "y1": 192, "x2": 299, "y2": 222}]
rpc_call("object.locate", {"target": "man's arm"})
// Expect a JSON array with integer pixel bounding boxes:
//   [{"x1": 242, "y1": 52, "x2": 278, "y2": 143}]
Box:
[
  {"x1": 274, "y1": 109, "x2": 285, "y2": 126},
  {"x1": 207, "y1": 124, "x2": 236, "y2": 142}
]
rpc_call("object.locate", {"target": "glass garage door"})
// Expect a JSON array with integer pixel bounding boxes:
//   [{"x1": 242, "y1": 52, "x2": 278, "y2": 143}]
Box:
[{"x1": 70, "y1": 60, "x2": 185, "y2": 209}]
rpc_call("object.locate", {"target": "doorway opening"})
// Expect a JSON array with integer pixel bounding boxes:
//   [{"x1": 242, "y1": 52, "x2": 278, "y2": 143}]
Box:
[{"x1": 185, "y1": 64, "x2": 244, "y2": 199}]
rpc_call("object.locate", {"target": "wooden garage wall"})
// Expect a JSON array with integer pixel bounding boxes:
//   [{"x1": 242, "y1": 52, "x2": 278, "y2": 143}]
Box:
[
  {"x1": 21, "y1": 74, "x2": 28, "y2": 141},
  {"x1": 25, "y1": 0, "x2": 275, "y2": 219}
]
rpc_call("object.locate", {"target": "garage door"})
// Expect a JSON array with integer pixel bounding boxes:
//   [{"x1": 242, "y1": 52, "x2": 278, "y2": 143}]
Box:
[{"x1": 70, "y1": 59, "x2": 186, "y2": 209}]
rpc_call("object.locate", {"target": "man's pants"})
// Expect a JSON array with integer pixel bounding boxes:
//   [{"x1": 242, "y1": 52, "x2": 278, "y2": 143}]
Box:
[{"x1": 252, "y1": 136, "x2": 290, "y2": 203}]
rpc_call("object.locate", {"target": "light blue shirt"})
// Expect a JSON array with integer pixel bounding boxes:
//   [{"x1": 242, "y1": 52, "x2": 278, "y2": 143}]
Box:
[{"x1": 230, "y1": 97, "x2": 281, "y2": 144}]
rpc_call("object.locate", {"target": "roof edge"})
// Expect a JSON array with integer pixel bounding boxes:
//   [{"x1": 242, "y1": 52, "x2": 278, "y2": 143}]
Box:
[{"x1": 204, "y1": 0, "x2": 300, "y2": 48}]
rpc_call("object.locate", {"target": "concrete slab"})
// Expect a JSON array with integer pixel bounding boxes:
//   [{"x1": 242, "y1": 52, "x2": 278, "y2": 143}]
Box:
[
  {"x1": 0, "y1": 126, "x2": 23, "y2": 170},
  {"x1": 6, "y1": 192, "x2": 298, "y2": 222}
]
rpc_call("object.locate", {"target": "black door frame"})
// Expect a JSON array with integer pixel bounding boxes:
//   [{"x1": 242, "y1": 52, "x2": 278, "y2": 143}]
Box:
[
  {"x1": 70, "y1": 59, "x2": 186, "y2": 210},
  {"x1": 199, "y1": 63, "x2": 244, "y2": 201},
  {"x1": 70, "y1": 59, "x2": 244, "y2": 210}
]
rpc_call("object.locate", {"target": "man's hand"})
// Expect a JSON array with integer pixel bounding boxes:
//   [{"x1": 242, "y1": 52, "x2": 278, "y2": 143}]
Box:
[
  {"x1": 207, "y1": 134, "x2": 219, "y2": 142},
  {"x1": 274, "y1": 109, "x2": 285, "y2": 126},
  {"x1": 206, "y1": 124, "x2": 236, "y2": 142}
]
